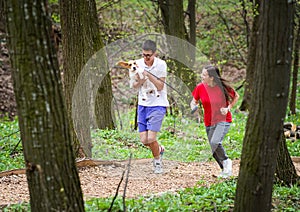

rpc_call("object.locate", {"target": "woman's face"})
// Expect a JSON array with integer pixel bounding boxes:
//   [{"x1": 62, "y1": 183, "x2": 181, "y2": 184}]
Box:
[{"x1": 201, "y1": 69, "x2": 214, "y2": 85}]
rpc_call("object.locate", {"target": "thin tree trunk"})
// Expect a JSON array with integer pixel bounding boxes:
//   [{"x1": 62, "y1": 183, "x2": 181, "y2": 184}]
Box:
[
  {"x1": 289, "y1": 14, "x2": 300, "y2": 115},
  {"x1": 239, "y1": 0, "x2": 260, "y2": 112}
]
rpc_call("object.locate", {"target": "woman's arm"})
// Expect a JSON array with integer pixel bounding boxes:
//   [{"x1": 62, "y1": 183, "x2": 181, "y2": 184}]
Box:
[
  {"x1": 220, "y1": 90, "x2": 239, "y2": 115},
  {"x1": 228, "y1": 91, "x2": 239, "y2": 110}
]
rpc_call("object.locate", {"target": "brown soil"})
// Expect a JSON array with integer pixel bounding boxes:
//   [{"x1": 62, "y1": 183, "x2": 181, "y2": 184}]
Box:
[
  {"x1": 0, "y1": 158, "x2": 300, "y2": 207},
  {"x1": 0, "y1": 159, "x2": 238, "y2": 206}
]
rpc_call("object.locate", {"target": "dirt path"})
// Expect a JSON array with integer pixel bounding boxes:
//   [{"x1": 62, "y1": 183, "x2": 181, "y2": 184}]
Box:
[
  {"x1": 0, "y1": 158, "x2": 299, "y2": 206},
  {"x1": 0, "y1": 159, "x2": 239, "y2": 206}
]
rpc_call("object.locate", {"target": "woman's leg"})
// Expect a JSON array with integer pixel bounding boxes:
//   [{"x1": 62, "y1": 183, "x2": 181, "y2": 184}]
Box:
[{"x1": 206, "y1": 122, "x2": 231, "y2": 169}]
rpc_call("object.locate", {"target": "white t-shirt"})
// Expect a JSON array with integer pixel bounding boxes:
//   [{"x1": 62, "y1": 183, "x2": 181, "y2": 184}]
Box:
[{"x1": 135, "y1": 57, "x2": 169, "y2": 107}]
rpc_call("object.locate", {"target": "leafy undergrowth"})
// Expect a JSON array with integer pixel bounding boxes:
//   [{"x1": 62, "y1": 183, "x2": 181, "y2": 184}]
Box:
[
  {"x1": 84, "y1": 179, "x2": 300, "y2": 212},
  {"x1": 2, "y1": 179, "x2": 299, "y2": 211},
  {"x1": 1, "y1": 107, "x2": 300, "y2": 211}
]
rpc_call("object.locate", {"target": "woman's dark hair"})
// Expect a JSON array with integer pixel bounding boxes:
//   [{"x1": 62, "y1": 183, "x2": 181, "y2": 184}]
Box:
[{"x1": 204, "y1": 65, "x2": 233, "y2": 102}]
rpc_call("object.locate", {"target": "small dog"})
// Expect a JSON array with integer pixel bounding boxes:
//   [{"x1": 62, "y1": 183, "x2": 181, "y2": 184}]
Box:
[{"x1": 117, "y1": 60, "x2": 159, "y2": 100}]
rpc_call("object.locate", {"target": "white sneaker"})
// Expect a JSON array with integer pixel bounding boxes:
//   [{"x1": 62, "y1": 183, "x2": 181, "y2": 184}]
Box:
[
  {"x1": 154, "y1": 162, "x2": 163, "y2": 174},
  {"x1": 219, "y1": 159, "x2": 232, "y2": 178}
]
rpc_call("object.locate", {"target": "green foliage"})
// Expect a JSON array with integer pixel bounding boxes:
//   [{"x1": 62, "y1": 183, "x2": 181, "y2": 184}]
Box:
[
  {"x1": 95, "y1": 0, "x2": 162, "y2": 43},
  {"x1": 84, "y1": 179, "x2": 300, "y2": 211},
  {"x1": 84, "y1": 180, "x2": 236, "y2": 212},
  {"x1": 92, "y1": 128, "x2": 152, "y2": 160},
  {"x1": 1, "y1": 87, "x2": 299, "y2": 211},
  {"x1": 2, "y1": 0, "x2": 299, "y2": 211},
  {"x1": 196, "y1": 0, "x2": 254, "y2": 67},
  {"x1": 286, "y1": 114, "x2": 300, "y2": 156},
  {"x1": 4, "y1": 179, "x2": 299, "y2": 211},
  {"x1": 272, "y1": 182, "x2": 300, "y2": 211},
  {"x1": 1, "y1": 203, "x2": 30, "y2": 212},
  {"x1": 48, "y1": 0, "x2": 60, "y2": 23},
  {"x1": 0, "y1": 118, "x2": 24, "y2": 171}
]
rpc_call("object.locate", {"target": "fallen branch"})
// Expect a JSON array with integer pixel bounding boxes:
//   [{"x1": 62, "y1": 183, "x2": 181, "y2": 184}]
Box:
[{"x1": 0, "y1": 158, "x2": 125, "y2": 177}]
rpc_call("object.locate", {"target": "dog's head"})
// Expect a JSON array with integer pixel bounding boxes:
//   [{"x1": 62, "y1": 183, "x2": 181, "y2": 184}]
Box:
[{"x1": 117, "y1": 60, "x2": 139, "y2": 73}]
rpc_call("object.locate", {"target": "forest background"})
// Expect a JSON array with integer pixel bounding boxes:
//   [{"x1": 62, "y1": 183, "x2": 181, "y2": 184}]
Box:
[{"x1": 0, "y1": 0, "x2": 300, "y2": 211}]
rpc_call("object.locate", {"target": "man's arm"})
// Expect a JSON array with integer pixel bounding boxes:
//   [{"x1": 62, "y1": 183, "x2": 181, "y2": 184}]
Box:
[{"x1": 143, "y1": 71, "x2": 165, "y2": 91}]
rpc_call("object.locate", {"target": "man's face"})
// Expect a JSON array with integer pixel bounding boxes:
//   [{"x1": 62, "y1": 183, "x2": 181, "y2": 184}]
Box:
[{"x1": 142, "y1": 50, "x2": 154, "y2": 63}]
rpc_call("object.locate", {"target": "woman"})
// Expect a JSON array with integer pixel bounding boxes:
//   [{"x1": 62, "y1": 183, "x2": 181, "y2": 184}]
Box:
[{"x1": 190, "y1": 65, "x2": 239, "y2": 178}]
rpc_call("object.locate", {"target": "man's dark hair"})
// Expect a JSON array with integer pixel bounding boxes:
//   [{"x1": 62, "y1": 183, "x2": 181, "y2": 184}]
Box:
[{"x1": 142, "y1": 40, "x2": 156, "y2": 52}]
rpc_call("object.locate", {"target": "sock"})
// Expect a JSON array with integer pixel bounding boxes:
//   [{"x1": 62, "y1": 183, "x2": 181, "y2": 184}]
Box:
[{"x1": 154, "y1": 158, "x2": 161, "y2": 165}]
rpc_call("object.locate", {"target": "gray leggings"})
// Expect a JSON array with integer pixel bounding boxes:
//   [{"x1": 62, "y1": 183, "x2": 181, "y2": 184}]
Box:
[{"x1": 206, "y1": 122, "x2": 231, "y2": 169}]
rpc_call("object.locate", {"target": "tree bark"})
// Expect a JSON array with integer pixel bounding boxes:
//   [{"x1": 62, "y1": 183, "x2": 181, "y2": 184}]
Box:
[
  {"x1": 0, "y1": 0, "x2": 5, "y2": 32},
  {"x1": 289, "y1": 13, "x2": 300, "y2": 115},
  {"x1": 158, "y1": 0, "x2": 196, "y2": 90},
  {"x1": 5, "y1": 1, "x2": 84, "y2": 211},
  {"x1": 234, "y1": 0, "x2": 295, "y2": 211},
  {"x1": 60, "y1": 0, "x2": 114, "y2": 157},
  {"x1": 239, "y1": 0, "x2": 260, "y2": 112},
  {"x1": 275, "y1": 134, "x2": 299, "y2": 185}
]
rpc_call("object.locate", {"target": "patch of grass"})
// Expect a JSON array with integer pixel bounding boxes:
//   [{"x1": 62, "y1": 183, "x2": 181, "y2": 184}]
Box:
[
  {"x1": 92, "y1": 128, "x2": 151, "y2": 160},
  {"x1": 1, "y1": 89, "x2": 299, "y2": 211},
  {"x1": 84, "y1": 179, "x2": 300, "y2": 212},
  {"x1": 1, "y1": 203, "x2": 30, "y2": 212},
  {"x1": 84, "y1": 179, "x2": 236, "y2": 212},
  {"x1": 272, "y1": 182, "x2": 300, "y2": 211},
  {"x1": 0, "y1": 118, "x2": 24, "y2": 171}
]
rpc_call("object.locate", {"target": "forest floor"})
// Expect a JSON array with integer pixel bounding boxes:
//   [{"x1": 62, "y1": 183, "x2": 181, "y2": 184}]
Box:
[
  {"x1": 1, "y1": 30, "x2": 300, "y2": 208},
  {"x1": 0, "y1": 158, "x2": 300, "y2": 206}
]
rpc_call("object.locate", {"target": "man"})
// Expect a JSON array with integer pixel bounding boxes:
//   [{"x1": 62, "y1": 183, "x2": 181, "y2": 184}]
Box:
[{"x1": 133, "y1": 40, "x2": 169, "y2": 174}]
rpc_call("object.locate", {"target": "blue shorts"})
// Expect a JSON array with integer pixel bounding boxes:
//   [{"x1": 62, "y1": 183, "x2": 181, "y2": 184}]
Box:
[{"x1": 138, "y1": 105, "x2": 166, "y2": 132}]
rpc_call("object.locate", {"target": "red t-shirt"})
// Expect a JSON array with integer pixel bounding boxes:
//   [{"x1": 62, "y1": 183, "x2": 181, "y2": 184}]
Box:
[{"x1": 192, "y1": 83, "x2": 235, "y2": 126}]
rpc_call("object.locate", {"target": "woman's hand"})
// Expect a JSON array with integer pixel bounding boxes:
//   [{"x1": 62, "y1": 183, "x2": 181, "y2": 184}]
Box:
[{"x1": 220, "y1": 107, "x2": 230, "y2": 115}]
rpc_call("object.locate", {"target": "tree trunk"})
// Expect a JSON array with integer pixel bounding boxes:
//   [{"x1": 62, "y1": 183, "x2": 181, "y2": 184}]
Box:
[
  {"x1": 60, "y1": 0, "x2": 114, "y2": 157},
  {"x1": 158, "y1": 0, "x2": 196, "y2": 91},
  {"x1": 0, "y1": 0, "x2": 5, "y2": 32},
  {"x1": 186, "y1": 0, "x2": 196, "y2": 65},
  {"x1": 275, "y1": 134, "x2": 299, "y2": 185},
  {"x1": 234, "y1": 0, "x2": 294, "y2": 211},
  {"x1": 95, "y1": 72, "x2": 115, "y2": 129},
  {"x1": 239, "y1": 0, "x2": 260, "y2": 112},
  {"x1": 289, "y1": 13, "x2": 300, "y2": 115},
  {"x1": 5, "y1": 1, "x2": 85, "y2": 211}
]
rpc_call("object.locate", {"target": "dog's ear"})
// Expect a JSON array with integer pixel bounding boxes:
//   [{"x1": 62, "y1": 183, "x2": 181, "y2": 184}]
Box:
[{"x1": 117, "y1": 61, "x2": 130, "y2": 69}]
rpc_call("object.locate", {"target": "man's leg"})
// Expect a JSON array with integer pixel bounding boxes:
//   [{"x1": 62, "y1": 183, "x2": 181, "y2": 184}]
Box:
[
  {"x1": 140, "y1": 131, "x2": 163, "y2": 174},
  {"x1": 147, "y1": 131, "x2": 160, "y2": 159},
  {"x1": 140, "y1": 131, "x2": 160, "y2": 159}
]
